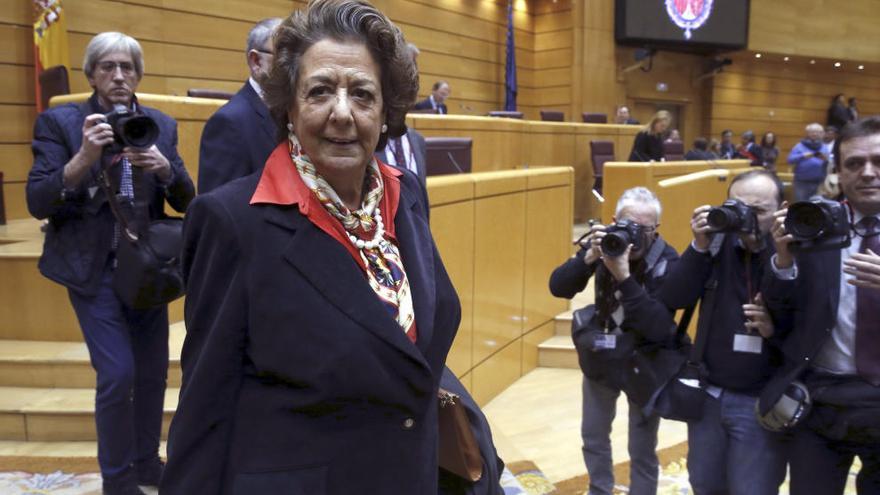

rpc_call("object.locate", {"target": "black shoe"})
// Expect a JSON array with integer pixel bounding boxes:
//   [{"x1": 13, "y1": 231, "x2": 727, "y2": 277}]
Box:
[
  {"x1": 136, "y1": 459, "x2": 165, "y2": 487},
  {"x1": 103, "y1": 470, "x2": 147, "y2": 495}
]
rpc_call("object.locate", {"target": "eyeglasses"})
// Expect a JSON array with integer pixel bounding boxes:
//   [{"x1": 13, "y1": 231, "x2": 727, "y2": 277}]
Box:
[
  {"x1": 97, "y1": 61, "x2": 136, "y2": 75},
  {"x1": 255, "y1": 49, "x2": 274, "y2": 56}
]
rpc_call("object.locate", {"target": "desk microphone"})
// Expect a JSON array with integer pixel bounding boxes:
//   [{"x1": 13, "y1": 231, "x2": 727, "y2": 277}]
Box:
[{"x1": 447, "y1": 152, "x2": 465, "y2": 174}]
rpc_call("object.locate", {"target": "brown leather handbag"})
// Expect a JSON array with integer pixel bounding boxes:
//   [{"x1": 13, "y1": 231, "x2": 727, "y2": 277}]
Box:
[{"x1": 438, "y1": 388, "x2": 483, "y2": 482}]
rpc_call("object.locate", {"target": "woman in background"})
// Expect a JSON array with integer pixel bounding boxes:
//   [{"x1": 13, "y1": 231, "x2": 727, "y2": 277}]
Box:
[
  {"x1": 628, "y1": 110, "x2": 671, "y2": 162},
  {"x1": 760, "y1": 131, "x2": 779, "y2": 172}
]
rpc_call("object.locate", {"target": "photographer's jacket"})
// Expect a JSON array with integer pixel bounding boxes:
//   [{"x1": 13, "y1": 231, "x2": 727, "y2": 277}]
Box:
[
  {"x1": 658, "y1": 235, "x2": 782, "y2": 394},
  {"x1": 549, "y1": 238, "x2": 679, "y2": 390},
  {"x1": 27, "y1": 93, "x2": 194, "y2": 296}
]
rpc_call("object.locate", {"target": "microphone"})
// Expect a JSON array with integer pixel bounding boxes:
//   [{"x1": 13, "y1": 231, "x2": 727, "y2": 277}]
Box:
[{"x1": 446, "y1": 151, "x2": 464, "y2": 174}]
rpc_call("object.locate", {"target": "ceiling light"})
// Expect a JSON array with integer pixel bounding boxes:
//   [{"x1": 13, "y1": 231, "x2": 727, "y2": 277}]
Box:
[
  {"x1": 755, "y1": 53, "x2": 762, "y2": 58},
  {"x1": 834, "y1": 62, "x2": 842, "y2": 68},
  {"x1": 783, "y1": 56, "x2": 790, "y2": 62},
  {"x1": 859, "y1": 65, "x2": 865, "y2": 70}
]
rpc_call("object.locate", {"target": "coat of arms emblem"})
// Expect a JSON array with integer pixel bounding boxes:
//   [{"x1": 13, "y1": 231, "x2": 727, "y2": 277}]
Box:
[{"x1": 665, "y1": 0, "x2": 714, "y2": 40}]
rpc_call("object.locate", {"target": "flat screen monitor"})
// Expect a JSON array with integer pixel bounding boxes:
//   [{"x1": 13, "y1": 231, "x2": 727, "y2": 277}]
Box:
[
  {"x1": 615, "y1": 0, "x2": 749, "y2": 53},
  {"x1": 425, "y1": 137, "x2": 472, "y2": 177}
]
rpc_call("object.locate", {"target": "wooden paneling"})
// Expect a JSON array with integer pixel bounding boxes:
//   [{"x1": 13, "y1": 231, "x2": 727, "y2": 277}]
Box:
[
  {"x1": 430, "y1": 200, "x2": 475, "y2": 378},
  {"x1": 472, "y1": 186, "x2": 526, "y2": 365},
  {"x1": 709, "y1": 53, "x2": 880, "y2": 158},
  {"x1": 748, "y1": 0, "x2": 880, "y2": 64},
  {"x1": 471, "y1": 339, "x2": 522, "y2": 407},
  {"x1": 2, "y1": 182, "x2": 28, "y2": 221},
  {"x1": 0, "y1": 145, "x2": 31, "y2": 183}
]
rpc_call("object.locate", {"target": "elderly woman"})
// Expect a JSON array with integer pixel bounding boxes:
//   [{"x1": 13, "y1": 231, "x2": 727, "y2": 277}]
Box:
[
  {"x1": 161, "y1": 1, "x2": 470, "y2": 493},
  {"x1": 628, "y1": 110, "x2": 671, "y2": 161}
]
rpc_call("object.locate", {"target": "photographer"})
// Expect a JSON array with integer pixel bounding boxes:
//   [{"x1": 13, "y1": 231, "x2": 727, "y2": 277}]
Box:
[
  {"x1": 788, "y1": 123, "x2": 831, "y2": 201},
  {"x1": 765, "y1": 117, "x2": 880, "y2": 494},
  {"x1": 26, "y1": 32, "x2": 193, "y2": 495},
  {"x1": 549, "y1": 187, "x2": 678, "y2": 495},
  {"x1": 657, "y1": 169, "x2": 786, "y2": 495}
]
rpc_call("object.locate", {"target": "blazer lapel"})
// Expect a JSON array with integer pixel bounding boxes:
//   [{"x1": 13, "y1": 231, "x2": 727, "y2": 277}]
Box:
[
  {"x1": 262, "y1": 206, "x2": 429, "y2": 367},
  {"x1": 243, "y1": 82, "x2": 277, "y2": 145},
  {"x1": 394, "y1": 184, "x2": 437, "y2": 355}
]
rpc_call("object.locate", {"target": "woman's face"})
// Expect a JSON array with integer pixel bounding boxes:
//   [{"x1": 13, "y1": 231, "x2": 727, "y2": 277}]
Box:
[
  {"x1": 653, "y1": 118, "x2": 670, "y2": 134},
  {"x1": 288, "y1": 39, "x2": 384, "y2": 177},
  {"x1": 765, "y1": 133, "x2": 775, "y2": 146}
]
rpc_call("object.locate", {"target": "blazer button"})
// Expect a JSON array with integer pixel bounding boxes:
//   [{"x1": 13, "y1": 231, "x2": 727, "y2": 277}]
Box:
[{"x1": 403, "y1": 418, "x2": 415, "y2": 429}]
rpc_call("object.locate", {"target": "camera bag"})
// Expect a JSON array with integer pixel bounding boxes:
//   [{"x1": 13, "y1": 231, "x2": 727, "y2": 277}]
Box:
[
  {"x1": 99, "y1": 164, "x2": 185, "y2": 310},
  {"x1": 807, "y1": 377, "x2": 880, "y2": 444},
  {"x1": 642, "y1": 239, "x2": 725, "y2": 422}
]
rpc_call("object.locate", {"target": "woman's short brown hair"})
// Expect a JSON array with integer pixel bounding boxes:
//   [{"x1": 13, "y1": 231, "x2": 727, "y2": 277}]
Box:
[{"x1": 263, "y1": 0, "x2": 418, "y2": 149}]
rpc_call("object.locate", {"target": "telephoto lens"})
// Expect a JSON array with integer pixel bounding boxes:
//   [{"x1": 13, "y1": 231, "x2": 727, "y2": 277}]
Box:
[
  {"x1": 785, "y1": 198, "x2": 851, "y2": 251},
  {"x1": 106, "y1": 104, "x2": 160, "y2": 149}
]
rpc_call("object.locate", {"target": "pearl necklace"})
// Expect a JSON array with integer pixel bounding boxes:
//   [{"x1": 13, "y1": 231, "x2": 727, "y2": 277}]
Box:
[{"x1": 347, "y1": 208, "x2": 385, "y2": 250}]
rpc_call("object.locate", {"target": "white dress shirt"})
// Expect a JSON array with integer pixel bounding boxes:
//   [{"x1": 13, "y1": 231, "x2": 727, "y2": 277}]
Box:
[{"x1": 382, "y1": 134, "x2": 417, "y2": 175}]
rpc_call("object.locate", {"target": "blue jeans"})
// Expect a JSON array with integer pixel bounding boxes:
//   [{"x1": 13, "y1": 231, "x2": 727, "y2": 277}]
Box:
[
  {"x1": 687, "y1": 389, "x2": 787, "y2": 495},
  {"x1": 582, "y1": 377, "x2": 660, "y2": 495},
  {"x1": 67, "y1": 267, "x2": 169, "y2": 480}
]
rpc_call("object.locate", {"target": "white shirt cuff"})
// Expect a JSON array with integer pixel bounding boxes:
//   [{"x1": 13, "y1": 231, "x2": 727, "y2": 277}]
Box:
[{"x1": 771, "y1": 254, "x2": 798, "y2": 280}]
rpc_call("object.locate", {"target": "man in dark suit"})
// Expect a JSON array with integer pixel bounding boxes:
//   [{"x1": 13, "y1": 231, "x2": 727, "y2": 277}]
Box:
[
  {"x1": 197, "y1": 18, "x2": 281, "y2": 193},
  {"x1": 26, "y1": 32, "x2": 194, "y2": 495},
  {"x1": 414, "y1": 80, "x2": 450, "y2": 114},
  {"x1": 376, "y1": 127, "x2": 427, "y2": 188},
  {"x1": 764, "y1": 117, "x2": 880, "y2": 495}
]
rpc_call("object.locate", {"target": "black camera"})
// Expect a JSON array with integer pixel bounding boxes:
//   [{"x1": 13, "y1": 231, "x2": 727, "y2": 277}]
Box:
[
  {"x1": 707, "y1": 199, "x2": 757, "y2": 234},
  {"x1": 601, "y1": 220, "x2": 644, "y2": 257},
  {"x1": 105, "y1": 104, "x2": 159, "y2": 149},
  {"x1": 785, "y1": 198, "x2": 851, "y2": 251}
]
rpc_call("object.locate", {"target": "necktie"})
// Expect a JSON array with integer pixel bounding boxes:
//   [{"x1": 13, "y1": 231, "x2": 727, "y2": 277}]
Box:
[
  {"x1": 855, "y1": 216, "x2": 880, "y2": 385},
  {"x1": 112, "y1": 156, "x2": 135, "y2": 250},
  {"x1": 390, "y1": 138, "x2": 408, "y2": 170}
]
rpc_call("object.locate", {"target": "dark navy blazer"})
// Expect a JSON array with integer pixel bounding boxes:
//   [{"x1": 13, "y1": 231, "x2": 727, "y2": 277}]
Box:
[
  {"x1": 197, "y1": 82, "x2": 278, "y2": 194},
  {"x1": 760, "y1": 249, "x2": 840, "y2": 405},
  {"x1": 414, "y1": 96, "x2": 448, "y2": 115},
  {"x1": 374, "y1": 128, "x2": 428, "y2": 189},
  {"x1": 161, "y1": 167, "x2": 461, "y2": 494},
  {"x1": 26, "y1": 93, "x2": 194, "y2": 296}
]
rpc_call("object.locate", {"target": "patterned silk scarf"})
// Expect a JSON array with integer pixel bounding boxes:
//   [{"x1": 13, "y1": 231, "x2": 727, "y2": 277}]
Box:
[{"x1": 288, "y1": 133, "x2": 417, "y2": 342}]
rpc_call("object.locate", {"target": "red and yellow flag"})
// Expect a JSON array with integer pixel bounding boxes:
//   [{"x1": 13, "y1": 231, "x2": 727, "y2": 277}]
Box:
[{"x1": 33, "y1": 0, "x2": 70, "y2": 112}]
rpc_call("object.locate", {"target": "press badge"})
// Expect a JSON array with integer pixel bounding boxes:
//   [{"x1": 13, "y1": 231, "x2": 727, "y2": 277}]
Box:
[
  {"x1": 593, "y1": 333, "x2": 617, "y2": 350},
  {"x1": 733, "y1": 333, "x2": 763, "y2": 354}
]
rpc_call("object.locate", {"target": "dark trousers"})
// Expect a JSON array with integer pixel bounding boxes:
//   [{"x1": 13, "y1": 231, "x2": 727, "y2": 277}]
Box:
[
  {"x1": 790, "y1": 420, "x2": 880, "y2": 495},
  {"x1": 67, "y1": 267, "x2": 169, "y2": 480}
]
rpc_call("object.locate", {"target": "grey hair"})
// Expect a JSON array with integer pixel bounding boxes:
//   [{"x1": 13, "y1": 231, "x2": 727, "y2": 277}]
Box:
[
  {"x1": 806, "y1": 122, "x2": 824, "y2": 133},
  {"x1": 246, "y1": 17, "x2": 282, "y2": 55},
  {"x1": 615, "y1": 187, "x2": 662, "y2": 222},
  {"x1": 83, "y1": 32, "x2": 144, "y2": 80}
]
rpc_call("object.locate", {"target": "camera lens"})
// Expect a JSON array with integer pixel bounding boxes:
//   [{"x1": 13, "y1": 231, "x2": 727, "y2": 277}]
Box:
[
  {"x1": 121, "y1": 115, "x2": 159, "y2": 149},
  {"x1": 707, "y1": 207, "x2": 739, "y2": 231},
  {"x1": 601, "y1": 231, "x2": 629, "y2": 257},
  {"x1": 786, "y1": 202, "x2": 828, "y2": 239}
]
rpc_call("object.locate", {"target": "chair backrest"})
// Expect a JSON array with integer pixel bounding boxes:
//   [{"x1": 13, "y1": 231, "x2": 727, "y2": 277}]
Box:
[
  {"x1": 487, "y1": 110, "x2": 523, "y2": 119},
  {"x1": 540, "y1": 110, "x2": 564, "y2": 122},
  {"x1": 424, "y1": 137, "x2": 473, "y2": 176},
  {"x1": 186, "y1": 89, "x2": 235, "y2": 100},
  {"x1": 663, "y1": 140, "x2": 685, "y2": 161},
  {"x1": 589, "y1": 141, "x2": 615, "y2": 178},
  {"x1": 582, "y1": 112, "x2": 608, "y2": 124},
  {"x1": 38, "y1": 65, "x2": 70, "y2": 110}
]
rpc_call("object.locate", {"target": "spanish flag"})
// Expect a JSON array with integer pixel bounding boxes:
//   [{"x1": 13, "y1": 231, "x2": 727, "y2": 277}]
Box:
[{"x1": 33, "y1": 0, "x2": 70, "y2": 112}]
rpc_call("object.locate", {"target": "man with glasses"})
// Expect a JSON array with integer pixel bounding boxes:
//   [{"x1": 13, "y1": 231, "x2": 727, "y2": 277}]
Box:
[
  {"x1": 26, "y1": 32, "x2": 193, "y2": 494},
  {"x1": 198, "y1": 18, "x2": 282, "y2": 193},
  {"x1": 657, "y1": 169, "x2": 787, "y2": 495},
  {"x1": 550, "y1": 187, "x2": 679, "y2": 495}
]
